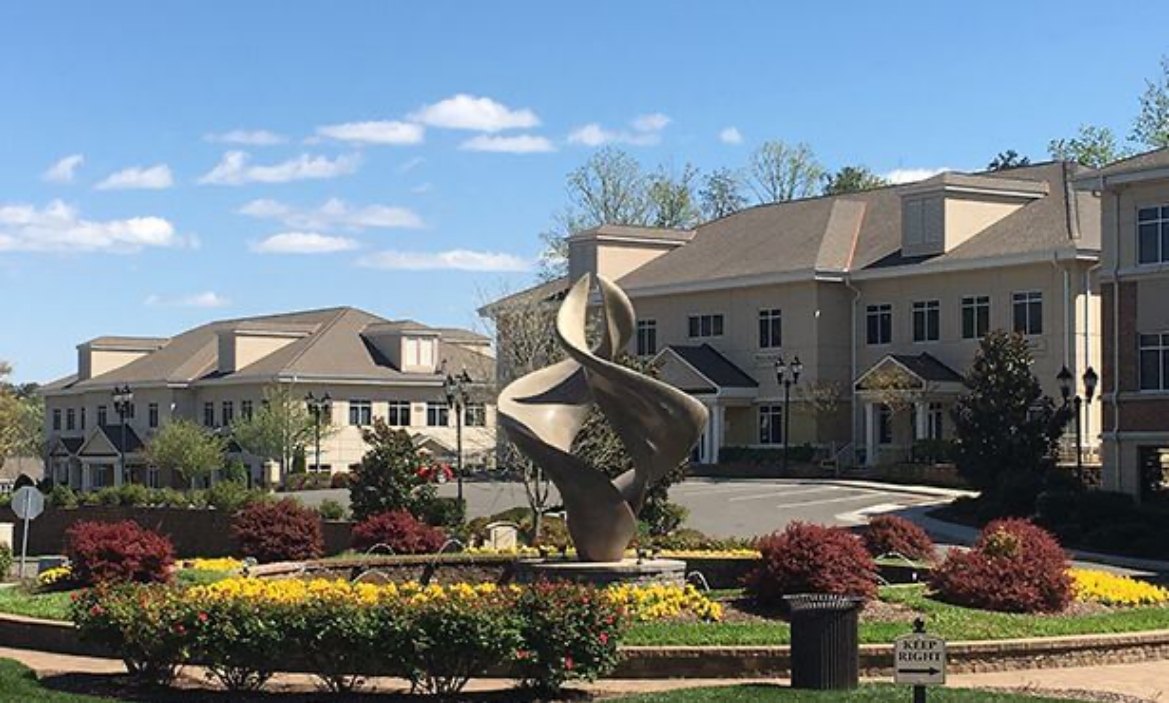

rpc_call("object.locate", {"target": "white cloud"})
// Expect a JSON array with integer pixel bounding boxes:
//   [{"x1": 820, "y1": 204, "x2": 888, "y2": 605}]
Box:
[
  {"x1": 42, "y1": 154, "x2": 84, "y2": 183},
  {"x1": 145, "y1": 291, "x2": 230, "y2": 308},
  {"x1": 237, "y1": 197, "x2": 423, "y2": 230},
  {"x1": 0, "y1": 199, "x2": 183, "y2": 253},
  {"x1": 459, "y1": 134, "x2": 556, "y2": 153},
  {"x1": 198, "y1": 151, "x2": 360, "y2": 185},
  {"x1": 883, "y1": 167, "x2": 950, "y2": 184},
  {"x1": 95, "y1": 164, "x2": 174, "y2": 190},
  {"x1": 204, "y1": 129, "x2": 287, "y2": 146},
  {"x1": 357, "y1": 248, "x2": 530, "y2": 272},
  {"x1": 409, "y1": 94, "x2": 539, "y2": 132},
  {"x1": 719, "y1": 127, "x2": 743, "y2": 145},
  {"x1": 567, "y1": 112, "x2": 672, "y2": 147},
  {"x1": 250, "y1": 232, "x2": 360, "y2": 254},
  {"x1": 315, "y1": 121, "x2": 424, "y2": 145},
  {"x1": 398, "y1": 157, "x2": 425, "y2": 173}
]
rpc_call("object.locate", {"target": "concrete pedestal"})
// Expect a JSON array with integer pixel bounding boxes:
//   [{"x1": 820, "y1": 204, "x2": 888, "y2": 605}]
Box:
[{"x1": 515, "y1": 557, "x2": 685, "y2": 587}]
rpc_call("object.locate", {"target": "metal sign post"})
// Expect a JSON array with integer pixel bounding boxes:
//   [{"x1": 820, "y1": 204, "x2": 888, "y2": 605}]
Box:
[
  {"x1": 894, "y1": 618, "x2": 946, "y2": 702},
  {"x1": 10, "y1": 486, "x2": 44, "y2": 579}
]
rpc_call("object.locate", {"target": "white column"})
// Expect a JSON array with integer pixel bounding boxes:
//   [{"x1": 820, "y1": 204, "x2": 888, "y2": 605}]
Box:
[
  {"x1": 864, "y1": 402, "x2": 878, "y2": 467},
  {"x1": 914, "y1": 401, "x2": 929, "y2": 441},
  {"x1": 114, "y1": 459, "x2": 124, "y2": 487},
  {"x1": 81, "y1": 464, "x2": 92, "y2": 492},
  {"x1": 710, "y1": 404, "x2": 725, "y2": 464}
]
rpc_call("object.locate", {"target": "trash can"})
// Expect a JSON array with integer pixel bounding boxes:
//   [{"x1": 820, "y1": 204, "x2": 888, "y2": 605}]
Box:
[{"x1": 784, "y1": 593, "x2": 864, "y2": 690}]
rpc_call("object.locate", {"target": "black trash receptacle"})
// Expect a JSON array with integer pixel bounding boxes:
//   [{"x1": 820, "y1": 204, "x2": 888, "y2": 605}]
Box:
[{"x1": 784, "y1": 593, "x2": 864, "y2": 690}]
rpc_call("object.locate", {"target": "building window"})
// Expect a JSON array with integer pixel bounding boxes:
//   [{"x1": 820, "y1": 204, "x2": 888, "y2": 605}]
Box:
[
  {"x1": 427, "y1": 402, "x2": 450, "y2": 427},
  {"x1": 309, "y1": 463, "x2": 331, "y2": 474},
  {"x1": 97, "y1": 405, "x2": 107, "y2": 426},
  {"x1": 912, "y1": 300, "x2": 940, "y2": 343},
  {"x1": 222, "y1": 401, "x2": 234, "y2": 426},
  {"x1": 758, "y1": 404, "x2": 784, "y2": 445},
  {"x1": 80, "y1": 407, "x2": 86, "y2": 431},
  {"x1": 687, "y1": 313, "x2": 724, "y2": 338},
  {"x1": 241, "y1": 400, "x2": 253, "y2": 421},
  {"x1": 636, "y1": 319, "x2": 657, "y2": 356},
  {"x1": 52, "y1": 409, "x2": 61, "y2": 431},
  {"x1": 349, "y1": 400, "x2": 372, "y2": 426},
  {"x1": 148, "y1": 403, "x2": 159, "y2": 429},
  {"x1": 866, "y1": 304, "x2": 892, "y2": 345},
  {"x1": 1139, "y1": 333, "x2": 1169, "y2": 391},
  {"x1": 203, "y1": 402, "x2": 215, "y2": 427},
  {"x1": 146, "y1": 467, "x2": 160, "y2": 489},
  {"x1": 878, "y1": 405, "x2": 893, "y2": 445},
  {"x1": 1012, "y1": 291, "x2": 1043, "y2": 336},
  {"x1": 1137, "y1": 206, "x2": 1169, "y2": 264},
  {"x1": 962, "y1": 295, "x2": 991, "y2": 339},
  {"x1": 927, "y1": 402, "x2": 944, "y2": 440},
  {"x1": 464, "y1": 403, "x2": 487, "y2": 427},
  {"x1": 387, "y1": 401, "x2": 411, "y2": 426},
  {"x1": 66, "y1": 409, "x2": 75, "y2": 431},
  {"x1": 758, "y1": 309, "x2": 782, "y2": 348}
]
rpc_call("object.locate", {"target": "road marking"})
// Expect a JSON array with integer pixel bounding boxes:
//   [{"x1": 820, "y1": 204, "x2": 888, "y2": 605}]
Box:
[
  {"x1": 726, "y1": 487, "x2": 846, "y2": 503},
  {"x1": 777, "y1": 493, "x2": 896, "y2": 509},
  {"x1": 834, "y1": 502, "x2": 907, "y2": 525},
  {"x1": 673, "y1": 482, "x2": 801, "y2": 496}
]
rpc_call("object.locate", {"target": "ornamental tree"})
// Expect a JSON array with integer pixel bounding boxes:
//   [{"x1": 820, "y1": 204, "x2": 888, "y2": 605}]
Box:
[
  {"x1": 145, "y1": 418, "x2": 225, "y2": 485},
  {"x1": 348, "y1": 418, "x2": 433, "y2": 522}
]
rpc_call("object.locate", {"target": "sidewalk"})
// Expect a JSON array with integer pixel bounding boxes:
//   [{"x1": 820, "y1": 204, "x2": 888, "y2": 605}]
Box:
[{"x1": 2, "y1": 645, "x2": 1166, "y2": 701}]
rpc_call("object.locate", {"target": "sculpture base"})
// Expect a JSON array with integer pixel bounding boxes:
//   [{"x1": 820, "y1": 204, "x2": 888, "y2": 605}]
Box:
[{"x1": 515, "y1": 558, "x2": 686, "y2": 587}]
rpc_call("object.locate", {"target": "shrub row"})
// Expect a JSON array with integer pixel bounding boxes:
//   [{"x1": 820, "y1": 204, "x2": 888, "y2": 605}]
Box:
[
  {"x1": 72, "y1": 580, "x2": 626, "y2": 695},
  {"x1": 46, "y1": 483, "x2": 270, "y2": 513}
]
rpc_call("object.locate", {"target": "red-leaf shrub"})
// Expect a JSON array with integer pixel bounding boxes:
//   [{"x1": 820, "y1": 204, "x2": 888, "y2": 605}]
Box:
[
  {"x1": 861, "y1": 515, "x2": 936, "y2": 562},
  {"x1": 931, "y1": 518, "x2": 1071, "y2": 613},
  {"x1": 66, "y1": 520, "x2": 175, "y2": 586},
  {"x1": 744, "y1": 522, "x2": 877, "y2": 606},
  {"x1": 352, "y1": 510, "x2": 446, "y2": 554},
  {"x1": 231, "y1": 499, "x2": 323, "y2": 563},
  {"x1": 329, "y1": 472, "x2": 351, "y2": 489}
]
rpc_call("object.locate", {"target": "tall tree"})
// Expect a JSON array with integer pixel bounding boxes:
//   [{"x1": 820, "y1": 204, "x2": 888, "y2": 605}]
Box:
[
  {"x1": 1048, "y1": 125, "x2": 1125, "y2": 168},
  {"x1": 986, "y1": 150, "x2": 1031, "y2": 171},
  {"x1": 1133, "y1": 55, "x2": 1169, "y2": 149},
  {"x1": 0, "y1": 362, "x2": 42, "y2": 466},
  {"x1": 647, "y1": 163, "x2": 700, "y2": 228},
  {"x1": 747, "y1": 140, "x2": 825, "y2": 203},
  {"x1": 145, "y1": 418, "x2": 226, "y2": 485},
  {"x1": 231, "y1": 385, "x2": 330, "y2": 482},
  {"x1": 698, "y1": 167, "x2": 747, "y2": 220},
  {"x1": 822, "y1": 165, "x2": 887, "y2": 195},
  {"x1": 348, "y1": 418, "x2": 433, "y2": 522}
]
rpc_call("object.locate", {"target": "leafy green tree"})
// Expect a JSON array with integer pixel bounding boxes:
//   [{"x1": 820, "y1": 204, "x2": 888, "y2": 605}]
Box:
[
  {"x1": 822, "y1": 165, "x2": 887, "y2": 195},
  {"x1": 348, "y1": 418, "x2": 434, "y2": 522},
  {"x1": 951, "y1": 331, "x2": 1063, "y2": 495},
  {"x1": 647, "y1": 163, "x2": 700, "y2": 228},
  {"x1": 0, "y1": 362, "x2": 43, "y2": 465},
  {"x1": 1048, "y1": 125, "x2": 1126, "y2": 168},
  {"x1": 231, "y1": 385, "x2": 329, "y2": 483},
  {"x1": 1133, "y1": 56, "x2": 1169, "y2": 148},
  {"x1": 145, "y1": 418, "x2": 226, "y2": 485},
  {"x1": 698, "y1": 167, "x2": 747, "y2": 220},
  {"x1": 986, "y1": 150, "x2": 1031, "y2": 171},
  {"x1": 747, "y1": 140, "x2": 825, "y2": 203}
]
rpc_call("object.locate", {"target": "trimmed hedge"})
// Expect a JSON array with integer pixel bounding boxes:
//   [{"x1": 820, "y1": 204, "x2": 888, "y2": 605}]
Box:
[
  {"x1": 231, "y1": 499, "x2": 324, "y2": 563},
  {"x1": 351, "y1": 510, "x2": 446, "y2": 555}
]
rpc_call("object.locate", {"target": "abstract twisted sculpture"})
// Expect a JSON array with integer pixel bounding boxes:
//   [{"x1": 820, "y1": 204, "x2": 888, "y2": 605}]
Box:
[{"x1": 498, "y1": 274, "x2": 709, "y2": 562}]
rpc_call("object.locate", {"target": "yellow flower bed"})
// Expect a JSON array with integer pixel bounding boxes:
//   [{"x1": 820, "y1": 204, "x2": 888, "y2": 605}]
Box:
[
  {"x1": 182, "y1": 557, "x2": 244, "y2": 572},
  {"x1": 37, "y1": 566, "x2": 72, "y2": 587},
  {"x1": 188, "y1": 576, "x2": 723, "y2": 622},
  {"x1": 1071, "y1": 568, "x2": 1169, "y2": 607}
]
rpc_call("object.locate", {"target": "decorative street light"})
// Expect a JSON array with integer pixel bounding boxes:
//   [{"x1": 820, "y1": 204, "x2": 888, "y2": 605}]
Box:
[
  {"x1": 442, "y1": 362, "x2": 474, "y2": 505},
  {"x1": 111, "y1": 385, "x2": 133, "y2": 485},
  {"x1": 305, "y1": 392, "x2": 331, "y2": 474},
  {"x1": 1057, "y1": 364, "x2": 1098, "y2": 482},
  {"x1": 775, "y1": 355, "x2": 803, "y2": 473}
]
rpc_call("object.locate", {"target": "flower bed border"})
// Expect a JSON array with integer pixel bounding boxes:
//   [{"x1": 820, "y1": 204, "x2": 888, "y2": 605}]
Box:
[{"x1": 3, "y1": 609, "x2": 1168, "y2": 679}]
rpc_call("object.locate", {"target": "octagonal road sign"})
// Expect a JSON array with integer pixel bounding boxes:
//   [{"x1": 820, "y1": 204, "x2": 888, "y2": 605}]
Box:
[{"x1": 11, "y1": 486, "x2": 44, "y2": 521}]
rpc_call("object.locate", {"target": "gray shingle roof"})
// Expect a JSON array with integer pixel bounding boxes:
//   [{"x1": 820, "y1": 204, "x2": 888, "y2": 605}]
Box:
[
  {"x1": 668, "y1": 344, "x2": 758, "y2": 389},
  {"x1": 889, "y1": 353, "x2": 964, "y2": 384},
  {"x1": 1089, "y1": 147, "x2": 1169, "y2": 177}
]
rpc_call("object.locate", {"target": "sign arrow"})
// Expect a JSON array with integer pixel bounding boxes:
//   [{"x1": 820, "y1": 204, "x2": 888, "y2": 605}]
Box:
[{"x1": 900, "y1": 667, "x2": 940, "y2": 675}]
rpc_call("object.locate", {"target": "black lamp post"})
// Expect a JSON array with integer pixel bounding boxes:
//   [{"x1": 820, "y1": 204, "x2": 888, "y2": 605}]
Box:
[
  {"x1": 775, "y1": 355, "x2": 803, "y2": 473},
  {"x1": 305, "y1": 392, "x2": 331, "y2": 473},
  {"x1": 442, "y1": 362, "x2": 473, "y2": 504},
  {"x1": 1057, "y1": 364, "x2": 1098, "y2": 482},
  {"x1": 111, "y1": 385, "x2": 133, "y2": 485}
]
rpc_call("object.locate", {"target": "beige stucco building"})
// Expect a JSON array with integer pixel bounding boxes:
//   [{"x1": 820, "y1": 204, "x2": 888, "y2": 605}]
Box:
[
  {"x1": 495, "y1": 162, "x2": 1102, "y2": 470},
  {"x1": 41, "y1": 307, "x2": 496, "y2": 490}
]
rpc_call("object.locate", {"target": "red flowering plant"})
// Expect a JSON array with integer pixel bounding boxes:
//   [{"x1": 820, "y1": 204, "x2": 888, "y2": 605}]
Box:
[
  {"x1": 71, "y1": 584, "x2": 191, "y2": 685},
  {"x1": 513, "y1": 581, "x2": 628, "y2": 694}
]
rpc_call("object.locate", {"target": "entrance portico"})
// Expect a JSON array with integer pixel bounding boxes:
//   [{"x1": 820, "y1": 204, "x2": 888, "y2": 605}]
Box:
[
  {"x1": 76, "y1": 424, "x2": 145, "y2": 489},
  {"x1": 855, "y1": 353, "x2": 964, "y2": 467}
]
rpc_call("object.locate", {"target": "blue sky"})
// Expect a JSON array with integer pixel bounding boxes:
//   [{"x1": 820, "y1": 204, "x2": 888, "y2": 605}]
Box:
[{"x1": 1, "y1": 1, "x2": 1164, "y2": 383}]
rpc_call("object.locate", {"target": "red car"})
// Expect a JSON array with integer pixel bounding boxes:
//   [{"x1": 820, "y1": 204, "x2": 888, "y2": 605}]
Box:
[{"x1": 416, "y1": 463, "x2": 454, "y2": 484}]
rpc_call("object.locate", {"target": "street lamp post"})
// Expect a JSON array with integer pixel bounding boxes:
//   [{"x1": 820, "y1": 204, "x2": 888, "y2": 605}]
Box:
[
  {"x1": 1057, "y1": 364, "x2": 1099, "y2": 483},
  {"x1": 442, "y1": 363, "x2": 473, "y2": 505},
  {"x1": 774, "y1": 355, "x2": 803, "y2": 473},
  {"x1": 305, "y1": 392, "x2": 331, "y2": 474},
  {"x1": 111, "y1": 385, "x2": 133, "y2": 485}
]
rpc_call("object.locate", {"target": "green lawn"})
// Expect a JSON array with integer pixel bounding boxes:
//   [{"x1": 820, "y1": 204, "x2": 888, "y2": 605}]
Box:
[
  {"x1": 0, "y1": 659, "x2": 116, "y2": 702},
  {"x1": 0, "y1": 587, "x2": 75, "y2": 621},
  {"x1": 610, "y1": 684, "x2": 1082, "y2": 702}
]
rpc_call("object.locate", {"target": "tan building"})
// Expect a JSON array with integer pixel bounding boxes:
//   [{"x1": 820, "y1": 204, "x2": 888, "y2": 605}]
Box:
[
  {"x1": 41, "y1": 307, "x2": 496, "y2": 490},
  {"x1": 1076, "y1": 150, "x2": 1169, "y2": 497},
  {"x1": 494, "y1": 162, "x2": 1102, "y2": 469}
]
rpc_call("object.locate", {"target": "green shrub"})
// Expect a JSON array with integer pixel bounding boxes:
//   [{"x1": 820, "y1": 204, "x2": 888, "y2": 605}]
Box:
[
  {"x1": 639, "y1": 500, "x2": 688, "y2": 536},
  {"x1": 72, "y1": 585, "x2": 188, "y2": 684},
  {"x1": 911, "y1": 438, "x2": 955, "y2": 464},
  {"x1": 317, "y1": 499, "x2": 346, "y2": 521},
  {"x1": 406, "y1": 593, "x2": 522, "y2": 696},
  {"x1": 719, "y1": 445, "x2": 817, "y2": 465},
  {"x1": 0, "y1": 544, "x2": 11, "y2": 579},
  {"x1": 206, "y1": 481, "x2": 261, "y2": 514},
  {"x1": 95, "y1": 486, "x2": 122, "y2": 506},
  {"x1": 191, "y1": 597, "x2": 282, "y2": 691},
  {"x1": 47, "y1": 484, "x2": 77, "y2": 509},
  {"x1": 221, "y1": 459, "x2": 249, "y2": 484},
  {"x1": 116, "y1": 483, "x2": 151, "y2": 507},
  {"x1": 420, "y1": 497, "x2": 465, "y2": 528}
]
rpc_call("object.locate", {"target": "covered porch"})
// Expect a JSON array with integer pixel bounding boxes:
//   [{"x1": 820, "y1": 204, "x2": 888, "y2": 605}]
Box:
[
  {"x1": 855, "y1": 353, "x2": 965, "y2": 467},
  {"x1": 75, "y1": 424, "x2": 147, "y2": 491}
]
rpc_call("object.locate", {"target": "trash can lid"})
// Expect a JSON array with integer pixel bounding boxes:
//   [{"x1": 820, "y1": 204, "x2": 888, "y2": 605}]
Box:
[{"x1": 783, "y1": 593, "x2": 866, "y2": 612}]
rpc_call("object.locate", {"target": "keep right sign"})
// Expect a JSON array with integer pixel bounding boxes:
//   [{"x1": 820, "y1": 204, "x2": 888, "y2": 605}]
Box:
[{"x1": 894, "y1": 632, "x2": 946, "y2": 685}]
